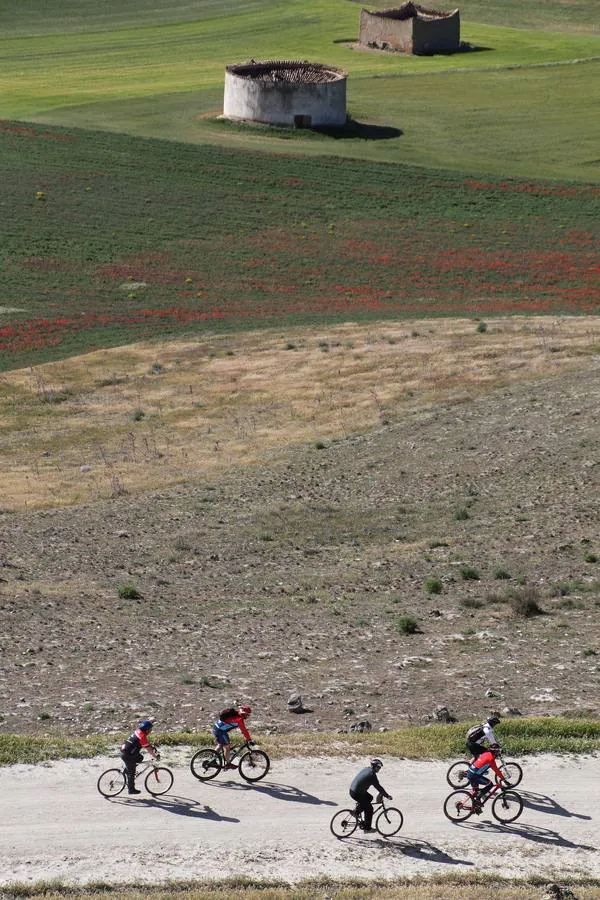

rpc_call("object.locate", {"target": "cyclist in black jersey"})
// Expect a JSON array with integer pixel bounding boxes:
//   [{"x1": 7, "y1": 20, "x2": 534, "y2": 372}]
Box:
[{"x1": 349, "y1": 758, "x2": 392, "y2": 832}]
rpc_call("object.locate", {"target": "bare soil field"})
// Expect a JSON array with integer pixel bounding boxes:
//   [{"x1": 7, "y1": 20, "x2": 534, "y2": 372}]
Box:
[{"x1": 1, "y1": 316, "x2": 600, "y2": 736}]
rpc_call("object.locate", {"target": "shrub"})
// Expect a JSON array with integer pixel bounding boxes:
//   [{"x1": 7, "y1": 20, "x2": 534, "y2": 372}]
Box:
[
  {"x1": 454, "y1": 507, "x2": 470, "y2": 521},
  {"x1": 461, "y1": 565, "x2": 480, "y2": 581},
  {"x1": 131, "y1": 408, "x2": 145, "y2": 422},
  {"x1": 460, "y1": 596, "x2": 483, "y2": 609},
  {"x1": 584, "y1": 553, "x2": 598, "y2": 563},
  {"x1": 476, "y1": 320, "x2": 488, "y2": 333},
  {"x1": 493, "y1": 567, "x2": 511, "y2": 580},
  {"x1": 397, "y1": 615, "x2": 420, "y2": 635},
  {"x1": 424, "y1": 576, "x2": 443, "y2": 595},
  {"x1": 508, "y1": 586, "x2": 543, "y2": 617},
  {"x1": 118, "y1": 582, "x2": 141, "y2": 600}
]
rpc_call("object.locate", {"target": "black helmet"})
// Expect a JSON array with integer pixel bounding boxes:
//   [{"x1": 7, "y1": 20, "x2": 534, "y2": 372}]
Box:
[
  {"x1": 487, "y1": 715, "x2": 500, "y2": 727},
  {"x1": 370, "y1": 757, "x2": 383, "y2": 771}
]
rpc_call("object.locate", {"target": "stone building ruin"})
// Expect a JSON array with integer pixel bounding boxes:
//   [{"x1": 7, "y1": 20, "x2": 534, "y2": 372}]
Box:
[
  {"x1": 223, "y1": 60, "x2": 347, "y2": 127},
  {"x1": 359, "y1": 2, "x2": 460, "y2": 55}
]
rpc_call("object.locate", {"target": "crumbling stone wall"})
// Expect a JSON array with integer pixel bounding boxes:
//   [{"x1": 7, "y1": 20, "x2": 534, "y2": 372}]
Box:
[{"x1": 359, "y1": 2, "x2": 460, "y2": 54}]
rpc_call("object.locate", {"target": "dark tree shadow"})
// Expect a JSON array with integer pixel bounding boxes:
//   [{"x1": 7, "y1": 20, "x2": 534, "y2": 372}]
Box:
[
  {"x1": 204, "y1": 780, "x2": 337, "y2": 806},
  {"x1": 108, "y1": 793, "x2": 239, "y2": 822},
  {"x1": 312, "y1": 119, "x2": 402, "y2": 140},
  {"x1": 457, "y1": 820, "x2": 597, "y2": 852},
  {"x1": 520, "y1": 790, "x2": 592, "y2": 821}
]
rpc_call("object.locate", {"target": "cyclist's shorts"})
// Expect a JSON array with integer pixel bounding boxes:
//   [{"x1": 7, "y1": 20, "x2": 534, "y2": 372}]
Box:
[{"x1": 212, "y1": 725, "x2": 230, "y2": 746}]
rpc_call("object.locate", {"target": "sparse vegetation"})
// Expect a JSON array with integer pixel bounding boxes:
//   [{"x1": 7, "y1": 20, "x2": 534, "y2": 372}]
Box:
[
  {"x1": 508, "y1": 586, "x2": 544, "y2": 618},
  {"x1": 3, "y1": 875, "x2": 600, "y2": 900},
  {"x1": 396, "y1": 616, "x2": 420, "y2": 635},
  {"x1": 460, "y1": 566, "x2": 480, "y2": 581},
  {"x1": 117, "y1": 582, "x2": 141, "y2": 600},
  {"x1": 424, "y1": 576, "x2": 443, "y2": 595}
]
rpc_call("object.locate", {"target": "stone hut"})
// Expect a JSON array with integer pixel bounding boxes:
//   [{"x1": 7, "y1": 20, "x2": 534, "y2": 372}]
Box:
[
  {"x1": 223, "y1": 60, "x2": 347, "y2": 127},
  {"x1": 359, "y1": 2, "x2": 460, "y2": 54}
]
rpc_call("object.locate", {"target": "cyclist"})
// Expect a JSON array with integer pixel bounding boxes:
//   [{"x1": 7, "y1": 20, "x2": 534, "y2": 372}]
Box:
[
  {"x1": 466, "y1": 743, "x2": 507, "y2": 812},
  {"x1": 120, "y1": 718, "x2": 158, "y2": 795},
  {"x1": 465, "y1": 715, "x2": 501, "y2": 760},
  {"x1": 212, "y1": 705, "x2": 253, "y2": 769},
  {"x1": 349, "y1": 758, "x2": 392, "y2": 833}
]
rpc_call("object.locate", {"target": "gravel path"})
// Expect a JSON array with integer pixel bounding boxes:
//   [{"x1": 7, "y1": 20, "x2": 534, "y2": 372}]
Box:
[{"x1": 1, "y1": 752, "x2": 597, "y2": 886}]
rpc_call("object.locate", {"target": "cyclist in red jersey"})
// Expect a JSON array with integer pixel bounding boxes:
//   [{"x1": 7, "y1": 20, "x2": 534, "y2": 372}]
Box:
[
  {"x1": 466, "y1": 743, "x2": 507, "y2": 812},
  {"x1": 212, "y1": 705, "x2": 253, "y2": 769},
  {"x1": 120, "y1": 718, "x2": 158, "y2": 794}
]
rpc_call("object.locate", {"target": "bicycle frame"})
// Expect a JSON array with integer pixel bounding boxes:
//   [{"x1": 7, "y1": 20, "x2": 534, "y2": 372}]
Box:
[
  {"x1": 469, "y1": 777, "x2": 507, "y2": 808},
  {"x1": 216, "y1": 740, "x2": 254, "y2": 763},
  {"x1": 133, "y1": 759, "x2": 161, "y2": 781}
]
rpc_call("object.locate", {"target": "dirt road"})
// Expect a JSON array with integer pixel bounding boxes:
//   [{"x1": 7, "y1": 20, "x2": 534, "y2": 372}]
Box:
[{"x1": 1, "y1": 752, "x2": 597, "y2": 886}]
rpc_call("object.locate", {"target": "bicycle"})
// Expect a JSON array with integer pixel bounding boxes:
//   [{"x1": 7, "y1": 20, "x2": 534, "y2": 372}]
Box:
[
  {"x1": 446, "y1": 751, "x2": 523, "y2": 789},
  {"x1": 97, "y1": 752, "x2": 174, "y2": 798},
  {"x1": 443, "y1": 778, "x2": 523, "y2": 824},
  {"x1": 330, "y1": 794, "x2": 404, "y2": 838},
  {"x1": 190, "y1": 740, "x2": 270, "y2": 784}
]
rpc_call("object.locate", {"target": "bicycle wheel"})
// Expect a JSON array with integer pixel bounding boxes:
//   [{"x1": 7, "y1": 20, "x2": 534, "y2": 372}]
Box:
[
  {"x1": 330, "y1": 808, "x2": 359, "y2": 838},
  {"x1": 239, "y1": 749, "x2": 270, "y2": 783},
  {"x1": 145, "y1": 766, "x2": 174, "y2": 796},
  {"x1": 443, "y1": 790, "x2": 475, "y2": 822},
  {"x1": 446, "y1": 761, "x2": 471, "y2": 788},
  {"x1": 375, "y1": 806, "x2": 404, "y2": 837},
  {"x1": 97, "y1": 768, "x2": 126, "y2": 797},
  {"x1": 500, "y1": 762, "x2": 523, "y2": 788},
  {"x1": 492, "y1": 790, "x2": 523, "y2": 823},
  {"x1": 190, "y1": 748, "x2": 222, "y2": 781}
]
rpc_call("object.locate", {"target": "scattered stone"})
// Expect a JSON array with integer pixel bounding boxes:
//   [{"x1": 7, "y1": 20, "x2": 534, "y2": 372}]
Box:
[
  {"x1": 433, "y1": 705, "x2": 456, "y2": 723},
  {"x1": 541, "y1": 884, "x2": 578, "y2": 900},
  {"x1": 502, "y1": 707, "x2": 523, "y2": 717},
  {"x1": 349, "y1": 720, "x2": 372, "y2": 733},
  {"x1": 80, "y1": 465, "x2": 93, "y2": 473},
  {"x1": 485, "y1": 688, "x2": 496, "y2": 697},
  {"x1": 398, "y1": 656, "x2": 433, "y2": 668},
  {"x1": 287, "y1": 693, "x2": 309, "y2": 713}
]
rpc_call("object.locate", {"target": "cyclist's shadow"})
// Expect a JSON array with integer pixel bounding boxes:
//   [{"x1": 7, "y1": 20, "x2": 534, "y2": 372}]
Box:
[
  {"x1": 208, "y1": 780, "x2": 337, "y2": 806},
  {"x1": 519, "y1": 790, "x2": 592, "y2": 820},
  {"x1": 457, "y1": 820, "x2": 597, "y2": 852},
  {"x1": 360, "y1": 836, "x2": 473, "y2": 866},
  {"x1": 110, "y1": 794, "x2": 239, "y2": 822}
]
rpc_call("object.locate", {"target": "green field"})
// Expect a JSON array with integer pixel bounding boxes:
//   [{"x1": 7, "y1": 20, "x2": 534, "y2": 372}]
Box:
[
  {"x1": 0, "y1": 0, "x2": 599, "y2": 178},
  {"x1": 0, "y1": 0, "x2": 599, "y2": 370}
]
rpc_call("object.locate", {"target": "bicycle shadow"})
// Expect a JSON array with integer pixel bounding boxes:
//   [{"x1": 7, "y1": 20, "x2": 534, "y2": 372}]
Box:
[
  {"x1": 457, "y1": 820, "x2": 598, "y2": 852},
  {"x1": 109, "y1": 794, "x2": 240, "y2": 822},
  {"x1": 519, "y1": 790, "x2": 592, "y2": 820},
  {"x1": 388, "y1": 837, "x2": 474, "y2": 867},
  {"x1": 205, "y1": 780, "x2": 337, "y2": 806},
  {"x1": 340, "y1": 834, "x2": 473, "y2": 866}
]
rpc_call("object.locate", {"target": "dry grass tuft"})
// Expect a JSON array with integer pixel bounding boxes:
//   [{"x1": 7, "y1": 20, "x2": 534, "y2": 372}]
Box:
[{"x1": 2, "y1": 315, "x2": 600, "y2": 511}]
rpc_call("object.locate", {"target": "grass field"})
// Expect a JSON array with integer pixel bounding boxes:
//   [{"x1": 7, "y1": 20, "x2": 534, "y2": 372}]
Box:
[
  {"x1": 1, "y1": 717, "x2": 599, "y2": 765},
  {"x1": 0, "y1": 1, "x2": 599, "y2": 371},
  {"x1": 0, "y1": 0, "x2": 598, "y2": 180},
  {"x1": 0, "y1": 121, "x2": 599, "y2": 371},
  {"x1": 3, "y1": 877, "x2": 600, "y2": 900}
]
